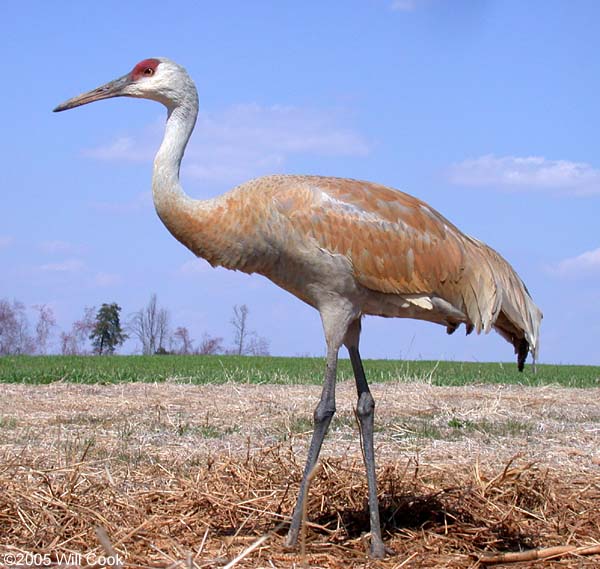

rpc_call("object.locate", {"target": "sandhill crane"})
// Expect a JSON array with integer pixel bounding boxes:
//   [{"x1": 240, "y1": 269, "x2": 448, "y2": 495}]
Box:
[{"x1": 54, "y1": 58, "x2": 542, "y2": 558}]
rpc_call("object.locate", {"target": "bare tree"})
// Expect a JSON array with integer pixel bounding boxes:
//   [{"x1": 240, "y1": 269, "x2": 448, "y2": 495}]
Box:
[
  {"x1": 59, "y1": 331, "x2": 77, "y2": 355},
  {"x1": 129, "y1": 293, "x2": 170, "y2": 354},
  {"x1": 247, "y1": 334, "x2": 270, "y2": 356},
  {"x1": 0, "y1": 299, "x2": 15, "y2": 355},
  {"x1": 0, "y1": 298, "x2": 35, "y2": 355},
  {"x1": 34, "y1": 304, "x2": 56, "y2": 354},
  {"x1": 197, "y1": 333, "x2": 224, "y2": 355},
  {"x1": 60, "y1": 306, "x2": 95, "y2": 355},
  {"x1": 156, "y1": 308, "x2": 170, "y2": 352},
  {"x1": 229, "y1": 304, "x2": 269, "y2": 356},
  {"x1": 230, "y1": 304, "x2": 250, "y2": 355},
  {"x1": 173, "y1": 326, "x2": 194, "y2": 354}
]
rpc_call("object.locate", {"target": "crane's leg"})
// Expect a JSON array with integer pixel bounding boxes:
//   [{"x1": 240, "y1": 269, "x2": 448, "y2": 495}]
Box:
[
  {"x1": 284, "y1": 340, "x2": 339, "y2": 547},
  {"x1": 345, "y1": 319, "x2": 386, "y2": 558},
  {"x1": 285, "y1": 306, "x2": 349, "y2": 549}
]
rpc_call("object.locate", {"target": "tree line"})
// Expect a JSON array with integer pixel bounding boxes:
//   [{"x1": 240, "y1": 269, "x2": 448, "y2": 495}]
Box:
[{"x1": 0, "y1": 295, "x2": 269, "y2": 357}]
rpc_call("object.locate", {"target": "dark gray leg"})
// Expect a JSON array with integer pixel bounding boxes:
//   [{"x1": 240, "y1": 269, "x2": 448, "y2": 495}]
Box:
[
  {"x1": 284, "y1": 343, "x2": 338, "y2": 548},
  {"x1": 346, "y1": 321, "x2": 385, "y2": 558}
]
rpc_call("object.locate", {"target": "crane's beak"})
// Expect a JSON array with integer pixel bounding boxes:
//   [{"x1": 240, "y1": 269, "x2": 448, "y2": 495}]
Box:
[{"x1": 53, "y1": 74, "x2": 132, "y2": 112}]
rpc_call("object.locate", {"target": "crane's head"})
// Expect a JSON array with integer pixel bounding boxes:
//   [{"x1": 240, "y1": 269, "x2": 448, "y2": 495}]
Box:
[{"x1": 53, "y1": 58, "x2": 197, "y2": 113}]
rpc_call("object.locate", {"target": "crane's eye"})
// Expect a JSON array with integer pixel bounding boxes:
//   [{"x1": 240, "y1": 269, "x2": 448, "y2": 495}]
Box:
[{"x1": 143, "y1": 67, "x2": 154, "y2": 76}]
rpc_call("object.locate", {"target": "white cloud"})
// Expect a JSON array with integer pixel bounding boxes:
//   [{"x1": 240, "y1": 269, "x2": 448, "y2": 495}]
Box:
[
  {"x1": 391, "y1": 0, "x2": 431, "y2": 11},
  {"x1": 35, "y1": 259, "x2": 119, "y2": 286},
  {"x1": 179, "y1": 258, "x2": 212, "y2": 276},
  {"x1": 39, "y1": 240, "x2": 79, "y2": 254},
  {"x1": 391, "y1": 0, "x2": 418, "y2": 11},
  {"x1": 195, "y1": 103, "x2": 369, "y2": 156},
  {"x1": 177, "y1": 258, "x2": 266, "y2": 290},
  {"x1": 555, "y1": 247, "x2": 600, "y2": 277},
  {"x1": 0, "y1": 236, "x2": 13, "y2": 249},
  {"x1": 93, "y1": 272, "x2": 121, "y2": 287},
  {"x1": 84, "y1": 136, "x2": 145, "y2": 161},
  {"x1": 91, "y1": 191, "x2": 153, "y2": 214},
  {"x1": 39, "y1": 259, "x2": 85, "y2": 273},
  {"x1": 84, "y1": 103, "x2": 369, "y2": 185},
  {"x1": 448, "y1": 154, "x2": 600, "y2": 195}
]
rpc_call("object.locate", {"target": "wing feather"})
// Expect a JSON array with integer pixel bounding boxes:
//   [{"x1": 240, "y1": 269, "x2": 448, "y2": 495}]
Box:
[
  {"x1": 271, "y1": 176, "x2": 541, "y2": 355},
  {"x1": 275, "y1": 176, "x2": 468, "y2": 298}
]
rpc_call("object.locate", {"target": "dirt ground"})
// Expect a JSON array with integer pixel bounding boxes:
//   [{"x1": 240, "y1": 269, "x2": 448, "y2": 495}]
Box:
[{"x1": 1, "y1": 380, "x2": 599, "y2": 568}]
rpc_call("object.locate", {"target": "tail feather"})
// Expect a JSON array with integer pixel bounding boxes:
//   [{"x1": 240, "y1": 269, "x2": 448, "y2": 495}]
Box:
[
  {"x1": 516, "y1": 338, "x2": 529, "y2": 372},
  {"x1": 459, "y1": 239, "x2": 542, "y2": 370}
]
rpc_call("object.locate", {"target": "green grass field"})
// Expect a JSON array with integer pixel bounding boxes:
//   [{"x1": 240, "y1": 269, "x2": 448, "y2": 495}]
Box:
[{"x1": 1, "y1": 355, "x2": 598, "y2": 387}]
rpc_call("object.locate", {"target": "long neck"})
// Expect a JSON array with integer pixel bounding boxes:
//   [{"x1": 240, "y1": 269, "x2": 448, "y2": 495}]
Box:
[
  {"x1": 150, "y1": 87, "x2": 264, "y2": 273},
  {"x1": 152, "y1": 96, "x2": 198, "y2": 216},
  {"x1": 151, "y1": 90, "x2": 216, "y2": 253}
]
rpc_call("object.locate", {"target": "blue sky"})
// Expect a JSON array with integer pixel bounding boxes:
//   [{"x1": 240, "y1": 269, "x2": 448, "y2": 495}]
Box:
[{"x1": 1, "y1": 1, "x2": 599, "y2": 364}]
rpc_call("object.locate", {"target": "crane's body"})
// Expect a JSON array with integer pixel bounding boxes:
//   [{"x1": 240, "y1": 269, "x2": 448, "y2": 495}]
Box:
[
  {"x1": 54, "y1": 57, "x2": 542, "y2": 558},
  {"x1": 161, "y1": 172, "x2": 539, "y2": 352}
]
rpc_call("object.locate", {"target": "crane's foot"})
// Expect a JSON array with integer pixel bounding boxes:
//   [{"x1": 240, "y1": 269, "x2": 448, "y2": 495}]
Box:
[
  {"x1": 283, "y1": 530, "x2": 299, "y2": 551},
  {"x1": 285, "y1": 528, "x2": 391, "y2": 558},
  {"x1": 370, "y1": 543, "x2": 385, "y2": 559},
  {"x1": 368, "y1": 535, "x2": 388, "y2": 559}
]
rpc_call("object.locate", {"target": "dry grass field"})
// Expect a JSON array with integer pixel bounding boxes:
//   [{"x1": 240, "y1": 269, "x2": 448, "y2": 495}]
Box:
[{"x1": 1, "y1": 380, "x2": 599, "y2": 568}]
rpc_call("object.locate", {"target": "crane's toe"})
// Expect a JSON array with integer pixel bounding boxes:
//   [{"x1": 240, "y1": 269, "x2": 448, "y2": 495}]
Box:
[{"x1": 369, "y1": 536, "x2": 387, "y2": 559}]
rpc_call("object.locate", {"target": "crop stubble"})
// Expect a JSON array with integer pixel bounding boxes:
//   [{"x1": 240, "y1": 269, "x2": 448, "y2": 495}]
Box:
[{"x1": 1, "y1": 380, "x2": 599, "y2": 567}]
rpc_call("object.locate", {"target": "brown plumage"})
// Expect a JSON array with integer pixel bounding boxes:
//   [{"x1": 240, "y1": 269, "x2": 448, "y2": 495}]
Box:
[
  {"x1": 54, "y1": 58, "x2": 542, "y2": 558},
  {"x1": 159, "y1": 173, "x2": 541, "y2": 364}
]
